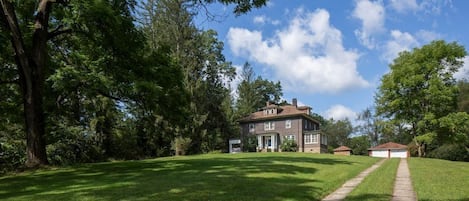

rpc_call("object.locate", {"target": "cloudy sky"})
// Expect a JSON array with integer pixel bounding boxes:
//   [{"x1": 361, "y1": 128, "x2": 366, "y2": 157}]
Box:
[{"x1": 196, "y1": 0, "x2": 469, "y2": 122}]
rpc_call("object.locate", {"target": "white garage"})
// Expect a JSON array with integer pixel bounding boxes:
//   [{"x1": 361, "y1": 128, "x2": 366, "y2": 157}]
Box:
[{"x1": 368, "y1": 142, "x2": 409, "y2": 158}]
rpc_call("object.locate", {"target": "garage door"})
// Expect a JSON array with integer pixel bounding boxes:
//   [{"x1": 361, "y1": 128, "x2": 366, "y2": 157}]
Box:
[
  {"x1": 371, "y1": 150, "x2": 388, "y2": 158},
  {"x1": 390, "y1": 149, "x2": 407, "y2": 158}
]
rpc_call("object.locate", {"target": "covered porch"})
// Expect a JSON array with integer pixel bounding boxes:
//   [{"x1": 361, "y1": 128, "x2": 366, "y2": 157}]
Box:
[{"x1": 256, "y1": 133, "x2": 279, "y2": 152}]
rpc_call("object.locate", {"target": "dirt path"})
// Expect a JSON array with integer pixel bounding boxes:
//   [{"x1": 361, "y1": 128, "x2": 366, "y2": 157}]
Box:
[{"x1": 322, "y1": 159, "x2": 387, "y2": 201}]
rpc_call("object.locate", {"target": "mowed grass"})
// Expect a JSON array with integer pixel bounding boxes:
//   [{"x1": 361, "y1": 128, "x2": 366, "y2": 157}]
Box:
[
  {"x1": 0, "y1": 153, "x2": 379, "y2": 201},
  {"x1": 408, "y1": 158, "x2": 469, "y2": 201},
  {"x1": 345, "y1": 158, "x2": 400, "y2": 201}
]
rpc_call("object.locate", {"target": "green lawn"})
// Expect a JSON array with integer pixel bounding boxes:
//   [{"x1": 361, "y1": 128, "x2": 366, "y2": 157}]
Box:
[
  {"x1": 345, "y1": 158, "x2": 399, "y2": 201},
  {"x1": 0, "y1": 153, "x2": 379, "y2": 201},
  {"x1": 408, "y1": 158, "x2": 469, "y2": 201}
]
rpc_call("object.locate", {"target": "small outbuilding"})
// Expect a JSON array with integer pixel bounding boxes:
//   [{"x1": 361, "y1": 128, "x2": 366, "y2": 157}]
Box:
[
  {"x1": 229, "y1": 139, "x2": 242, "y2": 153},
  {"x1": 368, "y1": 142, "x2": 409, "y2": 158},
  {"x1": 334, "y1": 146, "x2": 352, "y2": 156}
]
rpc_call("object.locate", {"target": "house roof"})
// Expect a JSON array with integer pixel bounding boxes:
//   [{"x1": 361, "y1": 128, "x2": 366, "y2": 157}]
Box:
[
  {"x1": 368, "y1": 142, "x2": 408, "y2": 150},
  {"x1": 238, "y1": 104, "x2": 319, "y2": 124},
  {"x1": 334, "y1": 146, "x2": 352, "y2": 151}
]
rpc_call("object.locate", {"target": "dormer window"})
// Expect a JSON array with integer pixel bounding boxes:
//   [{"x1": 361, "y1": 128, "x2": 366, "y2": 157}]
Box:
[{"x1": 264, "y1": 108, "x2": 277, "y2": 115}]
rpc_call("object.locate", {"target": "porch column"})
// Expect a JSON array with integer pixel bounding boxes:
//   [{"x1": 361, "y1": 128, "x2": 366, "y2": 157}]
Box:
[
  {"x1": 271, "y1": 134, "x2": 276, "y2": 151},
  {"x1": 257, "y1": 135, "x2": 262, "y2": 150}
]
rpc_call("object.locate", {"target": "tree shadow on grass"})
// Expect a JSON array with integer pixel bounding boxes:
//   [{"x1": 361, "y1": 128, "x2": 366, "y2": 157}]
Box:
[
  {"x1": 0, "y1": 154, "x2": 368, "y2": 201},
  {"x1": 344, "y1": 193, "x2": 391, "y2": 201}
]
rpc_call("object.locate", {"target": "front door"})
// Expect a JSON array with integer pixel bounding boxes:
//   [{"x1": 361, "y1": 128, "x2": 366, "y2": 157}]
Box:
[{"x1": 264, "y1": 136, "x2": 272, "y2": 149}]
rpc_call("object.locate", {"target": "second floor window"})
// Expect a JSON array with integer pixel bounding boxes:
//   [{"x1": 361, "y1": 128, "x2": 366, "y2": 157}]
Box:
[
  {"x1": 249, "y1": 123, "x2": 255, "y2": 132},
  {"x1": 285, "y1": 120, "x2": 291, "y2": 129},
  {"x1": 264, "y1": 121, "x2": 275, "y2": 131}
]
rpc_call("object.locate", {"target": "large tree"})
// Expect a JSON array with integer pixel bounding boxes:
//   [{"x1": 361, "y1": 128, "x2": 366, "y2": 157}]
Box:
[
  {"x1": 376, "y1": 40, "x2": 467, "y2": 157},
  {"x1": 322, "y1": 118, "x2": 353, "y2": 148},
  {"x1": 1, "y1": 0, "x2": 268, "y2": 167},
  {"x1": 356, "y1": 107, "x2": 381, "y2": 146},
  {"x1": 236, "y1": 62, "x2": 282, "y2": 118}
]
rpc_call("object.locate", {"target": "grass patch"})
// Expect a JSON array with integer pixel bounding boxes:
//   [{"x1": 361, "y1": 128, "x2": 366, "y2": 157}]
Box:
[
  {"x1": 0, "y1": 153, "x2": 379, "y2": 201},
  {"x1": 408, "y1": 158, "x2": 469, "y2": 201},
  {"x1": 345, "y1": 159, "x2": 399, "y2": 201}
]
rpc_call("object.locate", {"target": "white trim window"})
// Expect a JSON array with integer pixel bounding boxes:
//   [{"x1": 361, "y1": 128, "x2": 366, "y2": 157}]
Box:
[
  {"x1": 285, "y1": 120, "x2": 292, "y2": 129},
  {"x1": 249, "y1": 123, "x2": 255, "y2": 132},
  {"x1": 264, "y1": 121, "x2": 275, "y2": 131},
  {"x1": 304, "y1": 134, "x2": 318, "y2": 144},
  {"x1": 284, "y1": 135, "x2": 295, "y2": 141}
]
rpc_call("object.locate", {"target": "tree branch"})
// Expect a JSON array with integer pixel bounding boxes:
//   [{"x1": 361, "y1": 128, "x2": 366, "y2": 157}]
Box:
[
  {"x1": 97, "y1": 89, "x2": 125, "y2": 102},
  {"x1": 48, "y1": 25, "x2": 72, "y2": 39}
]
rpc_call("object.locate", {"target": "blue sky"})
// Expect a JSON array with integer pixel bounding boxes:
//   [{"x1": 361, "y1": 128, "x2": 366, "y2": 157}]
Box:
[{"x1": 196, "y1": 0, "x2": 469, "y2": 123}]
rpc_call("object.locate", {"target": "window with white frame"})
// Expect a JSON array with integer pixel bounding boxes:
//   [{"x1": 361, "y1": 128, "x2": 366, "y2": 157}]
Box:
[
  {"x1": 304, "y1": 134, "x2": 318, "y2": 144},
  {"x1": 284, "y1": 135, "x2": 295, "y2": 141},
  {"x1": 285, "y1": 120, "x2": 291, "y2": 129},
  {"x1": 249, "y1": 123, "x2": 255, "y2": 132},
  {"x1": 264, "y1": 121, "x2": 275, "y2": 131}
]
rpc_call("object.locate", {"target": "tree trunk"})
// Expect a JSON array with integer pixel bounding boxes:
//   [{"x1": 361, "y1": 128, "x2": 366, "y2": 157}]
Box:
[
  {"x1": 1, "y1": 0, "x2": 52, "y2": 167},
  {"x1": 22, "y1": 74, "x2": 49, "y2": 167}
]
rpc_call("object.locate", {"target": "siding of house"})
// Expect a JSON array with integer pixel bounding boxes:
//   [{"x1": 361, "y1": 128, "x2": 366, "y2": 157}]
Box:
[{"x1": 241, "y1": 117, "x2": 324, "y2": 153}]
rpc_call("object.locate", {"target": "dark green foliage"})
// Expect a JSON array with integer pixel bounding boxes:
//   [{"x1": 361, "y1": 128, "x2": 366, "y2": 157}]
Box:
[
  {"x1": 457, "y1": 80, "x2": 469, "y2": 113},
  {"x1": 347, "y1": 135, "x2": 370, "y2": 155},
  {"x1": 215, "y1": 0, "x2": 267, "y2": 15},
  {"x1": 1, "y1": 0, "x2": 268, "y2": 171},
  {"x1": 280, "y1": 139, "x2": 298, "y2": 152},
  {"x1": 376, "y1": 40, "x2": 467, "y2": 157},
  {"x1": 242, "y1": 135, "x2": 258, "y2": 152},
  {"x1": 236, "y1": 62, "x2": 283, "y2": 118},
  {"x1": 427, "y1": 144, "x2": 469, "y2": 162},
  {"x1": 322, "y1": 118, "x2": 353, "y2": 148},
  {"x1": 0, "y1": 137, "x2": 26, "y2": 174}
]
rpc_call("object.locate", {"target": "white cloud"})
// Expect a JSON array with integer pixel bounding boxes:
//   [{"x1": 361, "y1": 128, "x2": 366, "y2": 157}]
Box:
[
  {"x1": 389, "y1": 0, "x2": 419, "y2": 13},
  {"x1": 222, "y1": 65, "x2": 243, "y2": 99},
  {"x1": 389, "y1": 0, "x2": 453, "y2": 15},
  {"x1": 324, "y1": 105, "x2": 357, "y2": 120},
  {"x1": 228, "y1": 9, "x2": 369, "y2": 94},
  {"x1": 415, "y1": 29, "x2": 441, "y2": 43},
  {"x1": 382, "y1": 30, "x2": 419, "y2": 63},
  {"x1": 352, "y1": 0, "x2": 385, "y2": 49},
  {"x1": 420, "y1": 0, "x2": 453, "y2": 15},
  {"x1": 253, "y1": 15, "x2": 267, "y2": 25},
  {"x1": 454, "y1": 56, "x2": 469, "y2": 80},
  {"x1": 253, "y1": 15, "x2": 281, "y2": 26}
]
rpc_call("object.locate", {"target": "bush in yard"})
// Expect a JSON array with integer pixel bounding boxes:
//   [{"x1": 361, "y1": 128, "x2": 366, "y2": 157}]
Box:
[
  {"x1": 427, "y1": 143, "x2": 469, "y2": 161},
  {"x1": 280, "y1": 139, "x2": 297, "y2": 152},
  {"x1": 242, "y1": 135, "x2": 258, "y2": 152},
  {"x1": 0, "y1": 140, "x2": 26, "y2": 174}
]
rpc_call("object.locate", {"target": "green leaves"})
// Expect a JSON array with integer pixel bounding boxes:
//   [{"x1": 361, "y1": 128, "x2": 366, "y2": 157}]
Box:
[{"x1": 376, "y1": 40, "x2": 468, "y2": 156}]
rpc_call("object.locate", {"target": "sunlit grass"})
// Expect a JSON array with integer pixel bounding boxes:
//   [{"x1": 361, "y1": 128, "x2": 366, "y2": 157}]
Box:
[
  {"x1": 408, "y1": 158, "x2": 469, "y2": 201},
  {"x1": 0, "y1": 153, "x2": 379, "y2": 201},
  {"x1": 345, "y1": 158, "x2": 399, "y2": 201}
]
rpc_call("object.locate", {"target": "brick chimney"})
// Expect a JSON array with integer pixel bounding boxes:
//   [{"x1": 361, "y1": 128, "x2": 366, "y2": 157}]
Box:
[
  {"x1": 292, "y1": 98, "x2": 297, "y2": 107},
  {"x1": 266, "y1": 101, "x2": 270, "y2": 107}
]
